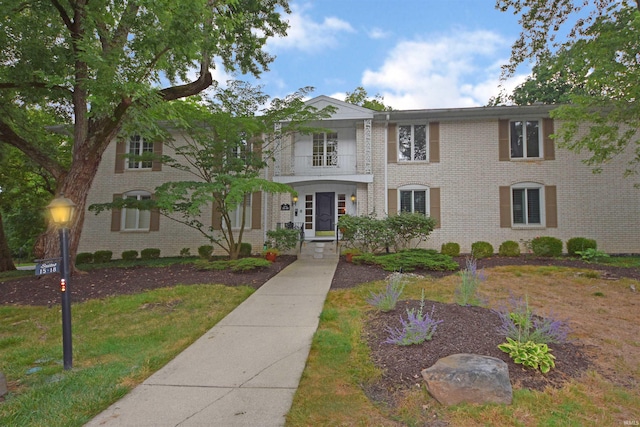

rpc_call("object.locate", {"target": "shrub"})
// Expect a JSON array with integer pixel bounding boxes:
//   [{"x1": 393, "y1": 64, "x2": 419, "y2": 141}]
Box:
[
  {"x1": 140, "y1": 248, "x2": 161, "y2": 260},
  {"x1": 495, "y1": 295, "x2": 570, "y2": 345},
  {"x1": 338, "y1": 214, "x2": 394, "y2": 254},
  {"x1": 498, "y1": 338, "x2": 556, "y2": 373},
  {"x1": 93, "y1": 250, "x2": 112, "y2": 263},
  {"x1": 367, "y1": 274, "x2": 405, "y2": 312},
  {"x1": 121, "y1": 250, "x2": 138, "y2": 261},
  {"x1": 566, "y1": 237, "x2": 597, "y2": 256},
  {"x1": 354, "y1": 249, "x2": 458, "y2": 272},
  {"x1": 531, "y1": 236, "x2": 563, "y2": 257},
  {"x1": 198, "y1": 245, "x2": 214, "y2": 260},
  {"x1": 266, "y1": 228, "x2": 299, "y2": 252},
  {"x1": 385, "y1": 292, "x2": 443, "y2": 346},
  {"x1": 180, "y1": 248, "x2": 191, "y2": 257},
  {"x1": 455, "y1": 257, "x2": 486, "y2": 306},
  {"x1": 195, "y1": 260, "x2": 229, "y2": 271},
  {"x1": 499, "y1": 240, "x2": 521, "y2": 257},
  {"x1": 575, "y1": 248, "x2": 610, "y2": 263},
  {"x1": 471, "y1": 241, "x2": 493, "y2": 259},
  {"x1": 230, "y1": 257, "x2": 270, "y2": 272},
  {"x1": 440, "y1": 242, "x2": 460, "y2": 257},
  {"x1": 239, "y1": 242, "x2": 252, "y2": 257},
  {"x1": 384, "y1": 212, "x2": 437, "y2": 251},
  {"x1": 75, "y1": 252, "x2": 94, "y2": 264}
]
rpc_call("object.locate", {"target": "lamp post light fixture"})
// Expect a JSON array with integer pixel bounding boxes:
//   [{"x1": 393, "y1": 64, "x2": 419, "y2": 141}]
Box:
[
  {"x1": 350, "y1": 194, "x2": 357, "y2": 204},
  {"x1": 46, "y1": 194, "x2": 76, "y2": 370}
]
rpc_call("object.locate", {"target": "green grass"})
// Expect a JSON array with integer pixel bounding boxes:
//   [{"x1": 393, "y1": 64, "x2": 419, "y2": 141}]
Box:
[{"x1": 0, "y1": 283, "x2": 253, "y2": 427}]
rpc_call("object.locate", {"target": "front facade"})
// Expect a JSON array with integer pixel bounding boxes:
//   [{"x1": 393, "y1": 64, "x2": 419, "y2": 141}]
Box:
[{"x1": 78, "y1": 96, "x2": 640, "y2": 257}]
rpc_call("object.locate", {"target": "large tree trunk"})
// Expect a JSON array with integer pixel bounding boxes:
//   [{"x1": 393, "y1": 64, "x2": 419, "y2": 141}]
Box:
[{"x1": 0, "y1": 212, "x2": 16, "y2": 272}]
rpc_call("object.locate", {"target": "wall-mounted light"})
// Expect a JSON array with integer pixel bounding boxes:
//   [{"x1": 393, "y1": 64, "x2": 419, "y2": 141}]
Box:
[
  {"x1": 350, "y1": 194, "x2": 356, "y2": 204},
  {"x1": 292, "y1": 195, "x2": 298, "y2": 206}
]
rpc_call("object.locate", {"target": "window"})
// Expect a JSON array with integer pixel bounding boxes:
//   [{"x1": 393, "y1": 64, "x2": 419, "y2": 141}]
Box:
[
  {"x1": 229, "y1": 194, "x2": 252, "y2": 228},
  {"x1": 398, "y1": 124, "x2": 427, "y2": 161},
  {"x1": 313, "y1": 132, "x2": 338, "y2": 167},
  {"x1": 510, "y1": 120, "x2": 541, "y2": 159},
  {"x1": 122, "y1": 191, "x2": 151, "y2": 230},
  {"x1": 512, "y1": 184, "x2": 542, "y2": 225},
  {"x1": 127, "y1": 135, "x2": 154, "y2": 169},
  {"x1": 400, "y1": 189, "x2": 427, "y2": 215}
]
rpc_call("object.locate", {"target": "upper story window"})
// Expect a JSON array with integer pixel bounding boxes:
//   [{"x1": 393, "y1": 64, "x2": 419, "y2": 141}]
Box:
[
  {"x1": 122, "y1": 191, "x2": 151, "y2": 230},
  {"x1": 313, "y1": 132, "x2": 338, "y2": 167},
  {"x1": 512, "y1": 183, "x2": 542, "y2": 226},
  {"x1": 229, "y1": 194, "x2": 252, "y2": 229},
  {"x1": 399, "y1": 186, "x2": 428, "y2": 215},
  {"x1": 510, "y1": 120, "x2": 541, "y2": 159},
  {"x1": 127, "y1": 135, "x2": 154, "y2": 169},
  {"x1": 398, "y1": 124, "x2": 427, "y2": 162}
]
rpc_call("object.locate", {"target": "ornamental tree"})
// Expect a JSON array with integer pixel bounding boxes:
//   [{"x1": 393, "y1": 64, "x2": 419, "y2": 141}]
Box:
[{"x1": 0, "y1": 0, "x2": 291, "y2": 269}]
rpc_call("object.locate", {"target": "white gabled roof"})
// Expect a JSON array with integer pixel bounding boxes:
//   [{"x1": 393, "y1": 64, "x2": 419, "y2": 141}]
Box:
[{"x1": 304, "y1": 95, "x2": 375, "y2": 120}]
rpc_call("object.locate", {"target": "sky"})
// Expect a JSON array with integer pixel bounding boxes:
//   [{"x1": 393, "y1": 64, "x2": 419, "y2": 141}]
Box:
[{"x1": 211, "y1": 0, "x2": 532, "y2": 110}]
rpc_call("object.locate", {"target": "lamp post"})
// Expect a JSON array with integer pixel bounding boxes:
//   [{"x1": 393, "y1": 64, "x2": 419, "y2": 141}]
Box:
[{"x1": 46, "y1": 194, "x2": 76, "y2": 370}]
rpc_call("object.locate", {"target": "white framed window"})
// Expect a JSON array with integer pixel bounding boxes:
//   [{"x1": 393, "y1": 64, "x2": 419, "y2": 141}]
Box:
[
  {"x1": 122, "y1": 191, "x2": 151, "y2": 230},
  {"x1": 313, "y1": 132, "x2": 338, "y2": 167},
  {"x1": 399, "y1": 186, "x2": 428, "y2": 215},
  {"x1": 398, "y1": 124, "x2": 427, "y2": 161},
  {"x1": 229, "y1": 194, "x2": 252, "y2": 229},
  {"x1": 127, "y1": 135, "x2": 154, "y2": 169},
  {"x1": 510, "y1": 120, "x2": 541, "y2": 159},
  {"x1": 511, "y1": 183, "x2": 543, "y2": 226}
]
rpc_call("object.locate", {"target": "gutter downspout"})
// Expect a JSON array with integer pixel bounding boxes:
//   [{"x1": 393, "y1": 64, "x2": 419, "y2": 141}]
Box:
[{"x1": 384, "y1": 113, "x2": 389, "y2": 216}]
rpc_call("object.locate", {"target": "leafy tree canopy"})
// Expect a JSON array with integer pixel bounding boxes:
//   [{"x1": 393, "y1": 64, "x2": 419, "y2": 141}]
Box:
[{"x1": 345, "y1": 87, "x2": 393, "y2": 111}]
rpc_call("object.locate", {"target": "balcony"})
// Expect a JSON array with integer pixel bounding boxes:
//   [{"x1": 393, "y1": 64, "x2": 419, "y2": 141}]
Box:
[{"x1": 276, "y1": 154, "x2": 357, "y2": 176}]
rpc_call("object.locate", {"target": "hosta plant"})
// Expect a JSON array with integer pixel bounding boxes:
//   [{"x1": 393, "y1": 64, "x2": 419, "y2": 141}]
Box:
[{"x1": 498, "y1": 337, "x2": 556, "y2": 373}]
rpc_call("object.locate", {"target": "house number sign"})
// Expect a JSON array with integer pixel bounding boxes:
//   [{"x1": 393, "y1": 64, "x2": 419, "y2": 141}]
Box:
[{"x1": 35, "y1": 258, "x2": 61, "y2": 276}]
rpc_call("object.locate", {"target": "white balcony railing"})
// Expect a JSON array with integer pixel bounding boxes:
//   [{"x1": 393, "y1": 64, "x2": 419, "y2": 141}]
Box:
[{"x1": 277, "y1": 154, "x2": 358, "y2": 176}]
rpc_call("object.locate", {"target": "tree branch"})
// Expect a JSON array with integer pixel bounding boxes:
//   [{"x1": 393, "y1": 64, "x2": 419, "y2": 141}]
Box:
[
  {"x1": 50, "y1": 0, "x2": 73, "y2": 31},
  {"x1": 159, "y1": 71, "x2": 213, "y2": 101}
]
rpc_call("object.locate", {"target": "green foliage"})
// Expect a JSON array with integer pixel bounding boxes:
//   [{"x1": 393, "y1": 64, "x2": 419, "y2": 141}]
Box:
[
  {"x1": 141, "y1": 248, "x2": 161, "y2": 260},
  {"x1": 198, "y1": 245, "x2": 214, "y2": 260},
  {"x1": 179, "y1": 248, "x2": 191, "y2": 257},
  {"x1": 567, "y1": 237, "x2": 597, "y2": 256},
  {"x1": 384, "y1": 213, "x2": 437, "y2": 251},
  {"x1": 354, "y1": 249, "x2": 458, "y2": 272},
  {"x1": 575, "y1": 248, "x2": 610, "y2": 263},
  {"x1": 455, "y1": 257, "x2": 486, "y2": 306},
  {"x1": 344, "y1": 86, "x2": 393, "y2": 111},
  {"x1": 366, "y1": 274, "x2": 405, "y2": 312},
  {"x1": 93, "y1": 250, "x2": 112, "y2": 263},
  {"x1": 75, "y1": 252, "x2": 94, "y2": 265},
  {"x1": 499, "y1": 240, "x2": 521, "y2": 257},
  {"x1": 239, "y1": 243, "x2": 252, "y2": 257},
  {"x1": 266, "y1": 228, "x2": 299, "y2": 252},
  {"x1": 195, "y1": 259, "x2": 229, "y2": 271},
  {"x1": 229, "y1": 257, "x2": 270, "y2": 272},
  {"x1": 440, "y1": 242, "x2": 460, "y2": 257},
  {"x1": 338, "y1": 214, "x2": 394, "y2": 254},
  {"x1": 471, "y1": 241, "x2": 494, "y2": 259},
  {"x1": 121, "y1": 250, "x2": 138, "y2": 261},
  {"x1": 531, "y1": 236, "x2": 563, "y2": 257},
  {"x1": 498, "y1": 338, "x2": 556, "y2": 373}
]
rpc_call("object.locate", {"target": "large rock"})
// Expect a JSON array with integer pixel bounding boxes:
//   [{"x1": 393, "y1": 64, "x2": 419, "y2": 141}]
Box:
[{"x1": 421, "y1": 353, "x2": 512, "y2": 406}]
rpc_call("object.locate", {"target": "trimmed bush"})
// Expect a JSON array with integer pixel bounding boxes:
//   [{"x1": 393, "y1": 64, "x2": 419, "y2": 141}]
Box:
[
  {"x1": 531, "y1": 236, "x2": 563, "y2": 257},
  {"x1": 567, "y1": 237, "x2": 597, "y2": 257},
  {"x1": 499, "y1": 240, "x2": 521, "y2": 257},
  {"x1": 140, "y1": 248, "x2": 161, "y2": 260},
  {"x1": 230, "y1": 257, "x2": 271, "y2": 272},
  {"x1": 353, "y1": 249, "x2": 458, "y2": 272},
  {"x1": 239, "y1": 242, "x2": 252, "y2": 257},
  {"x1": 93, "y1": 250, "x2": 113, "y2": 263},
  {"x1": 441, "y1": 242, "x2": 460, "y2": 257},
  {"x1": 75, "y1": 252, "x2": 94, "y2": 264},
  {"x1": 121, "y1": 250, "x2": 138, "y2": 261},
  {"x1": 471, "y1": 241, "x2": 494, "y2": 259},
  {"x1": 180, "y1": 248, "x2": 191, "y2": 257},
  {"x1": 198, "y1": 245, "x2": 214, "y2": 260},
  {"x1": 266, "y1": 228, "x2": 299, "y2": 252}
]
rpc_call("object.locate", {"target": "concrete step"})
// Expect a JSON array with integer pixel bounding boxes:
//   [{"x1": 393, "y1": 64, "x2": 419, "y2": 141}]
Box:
[{"x1": 298, "y1": 241, "x2": 339, "y2": 260}]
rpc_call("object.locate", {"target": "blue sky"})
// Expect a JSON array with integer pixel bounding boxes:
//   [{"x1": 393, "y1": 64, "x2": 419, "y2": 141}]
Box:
[{"x1": 209, "y1": 0, "x2": 532, "y2": 110}]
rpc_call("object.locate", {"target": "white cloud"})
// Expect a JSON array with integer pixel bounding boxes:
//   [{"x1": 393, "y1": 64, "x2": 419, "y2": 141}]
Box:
[
  {"x1": 361, "y1": 30, "x2": 525, "y2": 109},
  {"x1": 367, "y1": 27, "x2": 391, "y2": 40},
  {"x1": 267, "y1": 3, "x2": 355, "y2": 52}
]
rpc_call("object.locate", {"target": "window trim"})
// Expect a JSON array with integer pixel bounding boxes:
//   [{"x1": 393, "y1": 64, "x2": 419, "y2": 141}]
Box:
[
  {"x1": 121, "y1": 190, "x2": 152, "y2": 231},
  {"x1": 397, "y1": 123, "x2": 428, "y2": 162},
  {"x1": 312, "y1": 132, "x2": 338, "y2": 167},
  {"x1": 398, "y1": 185, "x2": 429, "y2": 215},
  {"x1": 126, "y1": 135, "x2": 154, "y2": 170},
  {"x1": 509, "y1": 119, "x2": 543, "y2": 160},
  {"x1": 510, "y1": 182, "x2": 545, "y2": 227}
]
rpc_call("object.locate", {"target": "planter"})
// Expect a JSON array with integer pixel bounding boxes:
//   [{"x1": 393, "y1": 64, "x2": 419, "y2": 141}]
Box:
[
  {"x1": 345, "y1": 253, "x2": 354, "y2": 263},
  {"x1": 265, "y1": 252, "x2": 277, "y2": 262}
]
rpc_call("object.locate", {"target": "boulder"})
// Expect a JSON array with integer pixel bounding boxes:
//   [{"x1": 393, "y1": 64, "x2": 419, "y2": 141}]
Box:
[{"x1": 421, "y1": 353, "x2": 512, "y2": 406}]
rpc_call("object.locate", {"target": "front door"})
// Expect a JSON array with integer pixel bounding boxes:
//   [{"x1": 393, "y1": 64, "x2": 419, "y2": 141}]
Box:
[{"x1": 315, "y1": 192, "x2": 335, "y2": 233}]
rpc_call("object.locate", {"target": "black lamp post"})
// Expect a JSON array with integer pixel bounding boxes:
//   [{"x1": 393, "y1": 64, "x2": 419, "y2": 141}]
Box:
[{"x1": 46, "y1": 194, "x2": 76, "y2": 370}]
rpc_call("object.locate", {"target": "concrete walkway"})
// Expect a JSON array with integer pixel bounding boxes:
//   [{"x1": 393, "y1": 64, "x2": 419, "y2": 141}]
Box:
[{"x1": 86, "y1": 258, "x2": 338, "y2": 427}]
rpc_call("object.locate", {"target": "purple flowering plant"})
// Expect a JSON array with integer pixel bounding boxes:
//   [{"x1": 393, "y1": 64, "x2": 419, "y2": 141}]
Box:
[
  {"x1": 366, "y1": 274, "x2": 405, "y2": 312},
  {"x1": 385, "y1": 291, "x2": 443, "y2": 346}
]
